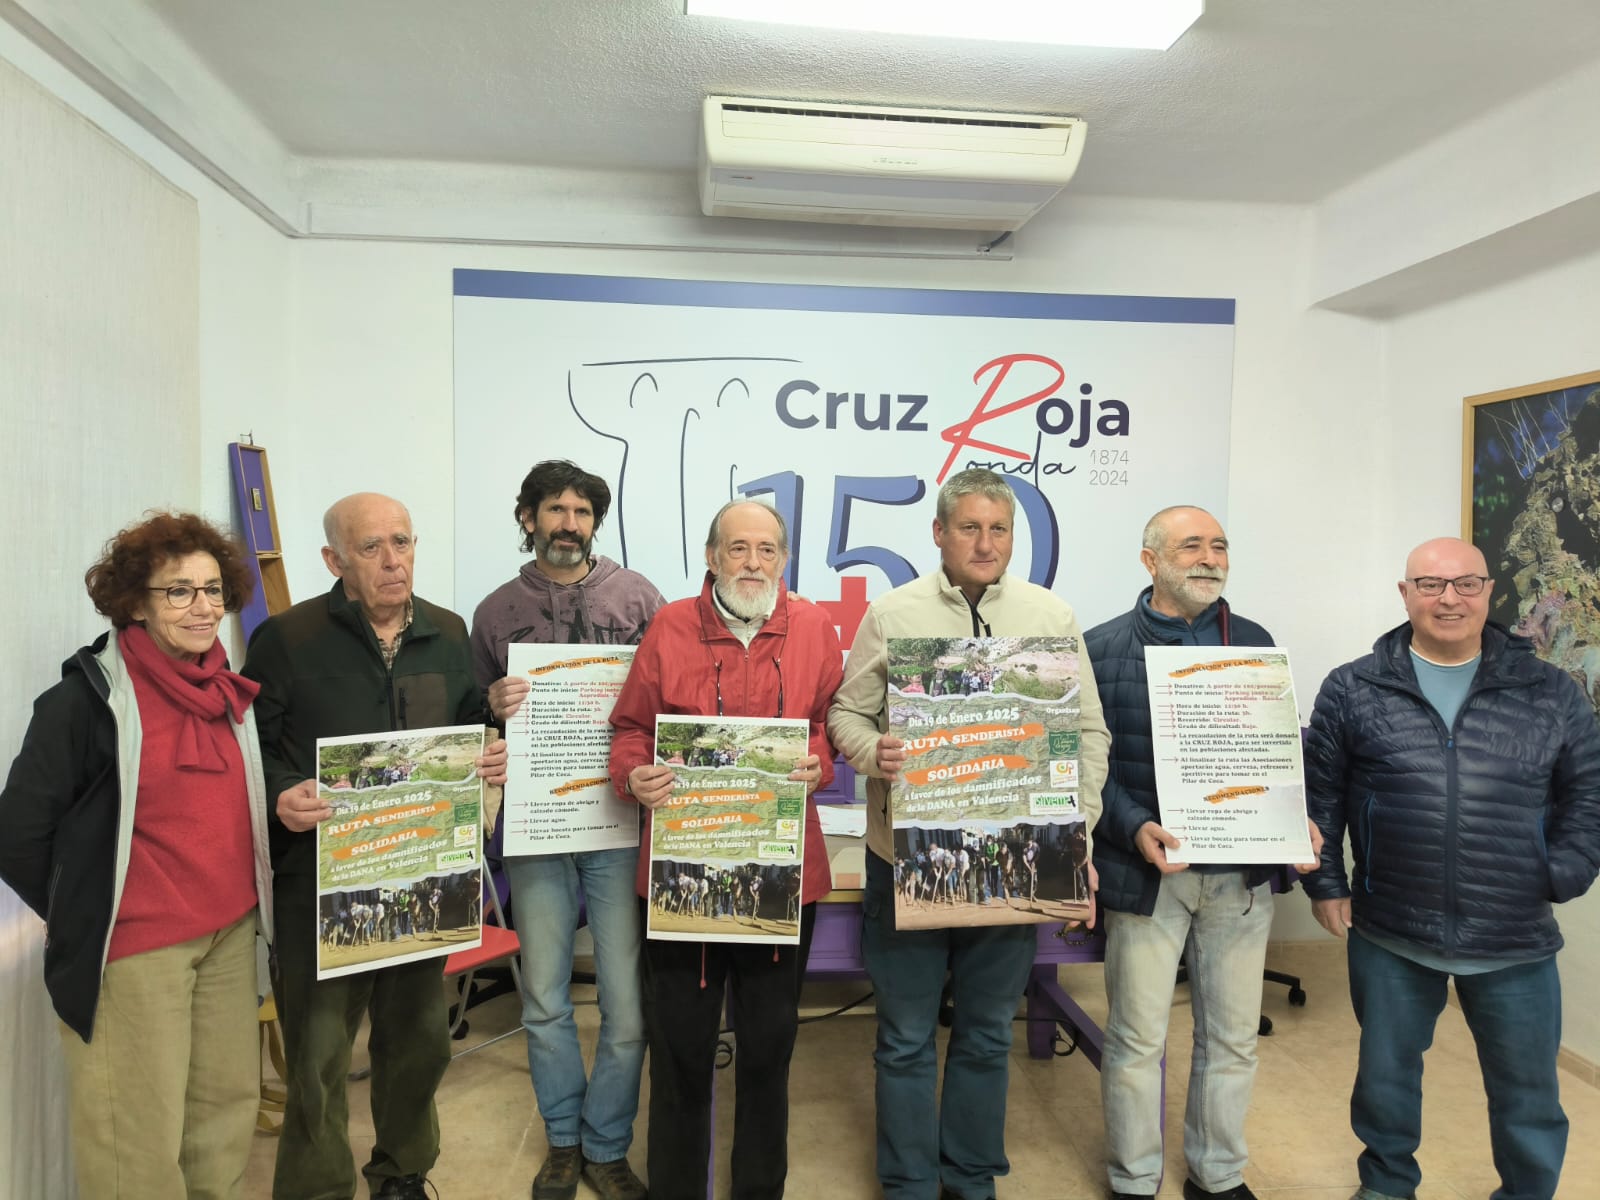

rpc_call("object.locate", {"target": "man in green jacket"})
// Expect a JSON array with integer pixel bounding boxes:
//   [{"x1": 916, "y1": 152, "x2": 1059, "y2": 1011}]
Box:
[{"x1": 245, "y1": 492, "x2": 507, "y2": 1200}]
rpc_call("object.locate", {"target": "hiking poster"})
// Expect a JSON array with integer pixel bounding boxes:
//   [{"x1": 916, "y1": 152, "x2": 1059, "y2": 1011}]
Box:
[
  {"x1": 886, "y1": 636, "x2": 1091, "y2": 930},
  {"x1": 1144, "y1": 645, "x2": 1314, "y2": 864},
  {"x1": 646, "y1": 715, "x2": 809, "y2": 945},
  {"x1": 502, "y1": 642, "x2": 640, "y2": 855},
  {"x1": 314, "y1": 725, "x2": 485, "y2": 980}
]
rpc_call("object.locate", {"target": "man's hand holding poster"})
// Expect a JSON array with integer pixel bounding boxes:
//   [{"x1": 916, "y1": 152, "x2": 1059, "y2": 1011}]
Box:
[
  {"x1": 314, "y1": 725, "x2": 485, "y2": 980},
  {"x1": 647, "y1": 715, "x2": 809, "y2": 945},
  {"x1": 887, "y1": 636, "x2": 1091, "y2": 930},
  {"x1": 1144, "y1": 646, "x2": 1314, "y2": 865},
  {"x1": 502, "y1": 643, "x2": 639, "y2": 855}
]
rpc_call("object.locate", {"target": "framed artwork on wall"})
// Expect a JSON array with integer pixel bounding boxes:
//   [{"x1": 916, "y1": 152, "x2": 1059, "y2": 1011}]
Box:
[{"x1": 1463, "y1": 369, "x2": 1600, "y2": 710}]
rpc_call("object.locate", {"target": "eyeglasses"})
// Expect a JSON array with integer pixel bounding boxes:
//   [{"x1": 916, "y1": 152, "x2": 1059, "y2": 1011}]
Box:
[
  {"x1": 1408, "y1": 575, "x2": 1489, "y2": 597},
  {"x1": 721, "y1": 540, "x2": 781, "y2": 564},
  {"x1": 148, "y1": 583, "x2": 228, "y2": 608}
]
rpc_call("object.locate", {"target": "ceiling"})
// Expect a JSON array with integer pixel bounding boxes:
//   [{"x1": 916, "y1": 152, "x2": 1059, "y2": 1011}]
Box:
[{"x1": 135, "y1": 0, "x2": 1600, "y2": 204}]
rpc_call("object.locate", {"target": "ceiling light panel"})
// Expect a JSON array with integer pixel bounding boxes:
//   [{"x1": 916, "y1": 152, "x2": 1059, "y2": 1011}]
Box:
[{"x1": 685, "y1": 1, "x2": 1204, "y2": 51}]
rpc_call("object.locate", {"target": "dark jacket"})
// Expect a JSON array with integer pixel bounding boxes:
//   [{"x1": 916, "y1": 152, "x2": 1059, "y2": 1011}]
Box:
[
  {"x1": 1085, "y1": 589, "x2": 1278, "y2": 915},
  {"x1": 0, "y1": 633, "x2": 272, "y2": 1040},
  {"x1": 1301, "y1": 621, "x2": 1600, "y2": 958},
  {"x1": 243, "y1": 581, "x2": 488, "y2": 880}
]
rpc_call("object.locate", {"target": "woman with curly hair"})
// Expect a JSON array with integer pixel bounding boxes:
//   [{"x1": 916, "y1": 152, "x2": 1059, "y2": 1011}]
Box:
[{"x1": 0, "y1": 512, "x2": 272, "y2": 1199}]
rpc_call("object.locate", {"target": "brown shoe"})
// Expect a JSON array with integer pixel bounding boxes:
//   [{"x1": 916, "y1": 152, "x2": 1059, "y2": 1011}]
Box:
[
  {"x1": 532, "y1": 1145, "x2": 583, "y2": 1200},
  {"x1": 582, "y1": 1155, "x2": 648, "y2": 1200}
]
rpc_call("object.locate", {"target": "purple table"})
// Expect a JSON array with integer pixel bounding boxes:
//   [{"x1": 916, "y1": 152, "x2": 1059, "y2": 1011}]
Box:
[{"x1": 806, "y1": 896, "x2": 1107, "y2": 1066}]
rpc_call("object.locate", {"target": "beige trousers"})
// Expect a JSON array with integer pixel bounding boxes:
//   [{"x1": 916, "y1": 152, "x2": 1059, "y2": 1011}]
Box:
[{"x1": 59, "y1": 910, "x2": 260, "y2": 1199}]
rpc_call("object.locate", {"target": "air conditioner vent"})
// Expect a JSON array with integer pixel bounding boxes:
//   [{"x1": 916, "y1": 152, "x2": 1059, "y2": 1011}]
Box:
[
  {"x1": 719, "y1": 102, "x2": 1049, "y2": 132},
  {"x1": 700, "y1": 96, "x2": 1086, "y2": 233}
]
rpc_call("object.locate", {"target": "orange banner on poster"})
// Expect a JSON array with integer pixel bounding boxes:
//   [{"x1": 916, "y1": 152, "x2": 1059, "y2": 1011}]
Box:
[
  {"x1": 552, "y1": 776, "x2": 611, "y2": 796},
  {"x1": 901, "y1": 755, "x2": 1030, "y2": 787},
  {"x1": 661, "y1": 812, "x2": 762, "y2": 831},
  {"x1": 1167, "y1": 658, "x2": 1270, "y2": 678},
  {"x1": 665, "y1": 789, "x2": 776, "y2": 807},
  {"x1": 1203, "y1": 785, "x2": 1268, "y2": 805},
  {"x1": 330, "y1": 827, "x2": 438, "y2": 859},
  {"x1": 902, "y1": 722, "x2": 1045, "y2": 756},
  {"x1": 324, "y1": 800, "x2": 451, "y2": 838},
  {"x1": 527, "y1": 655, "x2": 629, "y2": 676}
]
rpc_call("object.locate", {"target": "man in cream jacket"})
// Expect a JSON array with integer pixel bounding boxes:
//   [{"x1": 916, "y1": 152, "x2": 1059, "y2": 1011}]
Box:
[{"x1": 828, "y1": 468, "x2": 1110, "y2": 1200}]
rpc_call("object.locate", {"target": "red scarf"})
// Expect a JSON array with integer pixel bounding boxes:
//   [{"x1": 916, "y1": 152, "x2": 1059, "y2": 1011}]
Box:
[{"x1": 118, "y1": 625, "x2": 260, "y2": 770}]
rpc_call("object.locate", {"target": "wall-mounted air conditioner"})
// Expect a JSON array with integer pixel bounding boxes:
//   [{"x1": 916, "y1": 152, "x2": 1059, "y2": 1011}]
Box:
[{"x1": 699, "y1": 96, "x2": 1086, "y2": 232}]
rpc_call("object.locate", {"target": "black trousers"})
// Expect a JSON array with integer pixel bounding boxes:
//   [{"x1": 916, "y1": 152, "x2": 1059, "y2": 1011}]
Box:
[{"x1": 642, "y1": 902, "x2": 817, "y2": 1200}]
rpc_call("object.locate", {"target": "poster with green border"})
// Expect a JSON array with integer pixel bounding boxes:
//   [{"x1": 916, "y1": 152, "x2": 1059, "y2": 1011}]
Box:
[
  {"x1": 887, "y1": 636, "x2": 1090, "y2": 930},
  {"x1": 315, "y1": 724, "x2": 485, "y2": 979},
  {"x1": 647, "y1": 714, "x2": 808, "y2": 944}
]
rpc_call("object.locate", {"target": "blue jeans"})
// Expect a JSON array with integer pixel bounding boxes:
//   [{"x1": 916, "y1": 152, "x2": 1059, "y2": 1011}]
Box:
[
  {"x1": 504, "y1": 846, "x2": 645, "y2": 1163},
  {"x1": 1347, "y1": 931, "x2": 1566, "y2": 1200},
  {"x1": 1101, "y1": 870, "x2": 1273, "y2": 1195},
  {"x1": 862, "y1": 852, "x2": 1036, "y2": 1200}
]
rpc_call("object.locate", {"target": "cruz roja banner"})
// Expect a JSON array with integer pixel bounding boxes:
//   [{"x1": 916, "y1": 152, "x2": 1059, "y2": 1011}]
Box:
[{"x1": 454, "y1": 272, "x2": 1235, "y2": 641}]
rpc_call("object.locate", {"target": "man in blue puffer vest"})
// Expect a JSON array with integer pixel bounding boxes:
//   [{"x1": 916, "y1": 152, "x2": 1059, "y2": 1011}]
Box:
[
  {"x1": 1303, "y1": 536, "x2": 1600, "y2": 1200},
  {"x1": 1087, "y1": 505, "x2": 1320, "y2": 1200}
]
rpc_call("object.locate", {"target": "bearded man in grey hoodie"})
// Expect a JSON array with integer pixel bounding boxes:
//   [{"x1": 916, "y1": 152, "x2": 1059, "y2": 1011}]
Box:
[{"x1": 470, "y1": 460, "x2": 664, "y2": 1200}]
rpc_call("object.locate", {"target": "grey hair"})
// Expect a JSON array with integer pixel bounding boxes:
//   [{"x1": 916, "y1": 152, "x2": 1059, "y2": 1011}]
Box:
[
  {"x1": 323, "y1": 493, "x2": 412, "y2": 563},
  {"x1": 935, "y1": 468, "x2": 1016, "y2": 524},
  {"x1": 322, "y1": 505, "x2": 345, "y2": 559},
  {"x1": 1142, "y1": 505, "x2": 1214, "y2": 552},
  {"x1": 705, "y1": 499, "x2": 789, "y2": 555}
]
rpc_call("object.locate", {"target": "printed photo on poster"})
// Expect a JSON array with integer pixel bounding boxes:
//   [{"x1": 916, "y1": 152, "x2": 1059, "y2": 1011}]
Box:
[
  {"x1": 647, "y1": 715, "x2": 808, "y2": 944},
  {"x1": 502, "y1": 642, "x2": 639, "y2": 855},
  {"x1": 887, "y1": 636, "x2": 1090, "y2": 930},
  {"x1": 315, "y1": 725, "x2": 485, "y2": 979}
]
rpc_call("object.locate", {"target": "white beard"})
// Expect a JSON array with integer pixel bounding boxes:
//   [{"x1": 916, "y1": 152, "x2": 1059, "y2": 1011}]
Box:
[
  {"x1": 715, "y1": 571, "x2": 779, "y2": 620},
  {"x1": 1156, "y1": 560, "x2": 1227, "y2": 617}
]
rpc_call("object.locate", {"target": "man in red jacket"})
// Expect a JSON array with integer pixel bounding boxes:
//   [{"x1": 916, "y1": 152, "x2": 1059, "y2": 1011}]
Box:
[{"x1": 609, "y1": 499, "x2": 843, "y2": 1200}]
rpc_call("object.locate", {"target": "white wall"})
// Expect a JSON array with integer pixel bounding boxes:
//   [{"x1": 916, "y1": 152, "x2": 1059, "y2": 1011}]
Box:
[
  {"x1": 1384, "y1": 245, "x2": 1600, "y2": 1063},
  {"x1": 1, "y1": 45, "x2": 199, "y2": 1200},
  {"x1": 0, "y1": 28, "x2": 288, "y2": 1200},
  {"x1": 0, "y1": 22, "x2": 291, "y2": 659}
]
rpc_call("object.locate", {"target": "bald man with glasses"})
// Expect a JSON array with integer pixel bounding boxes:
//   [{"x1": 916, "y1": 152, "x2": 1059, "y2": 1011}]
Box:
[{"x1": 1302, "y1": 537, "x2": 1600, "y2": 1200}]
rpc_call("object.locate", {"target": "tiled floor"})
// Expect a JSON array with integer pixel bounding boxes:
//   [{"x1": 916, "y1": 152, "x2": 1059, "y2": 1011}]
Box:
[{"x1": 241, "y1": 940, "x2": 1600, "y2": 1198}]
